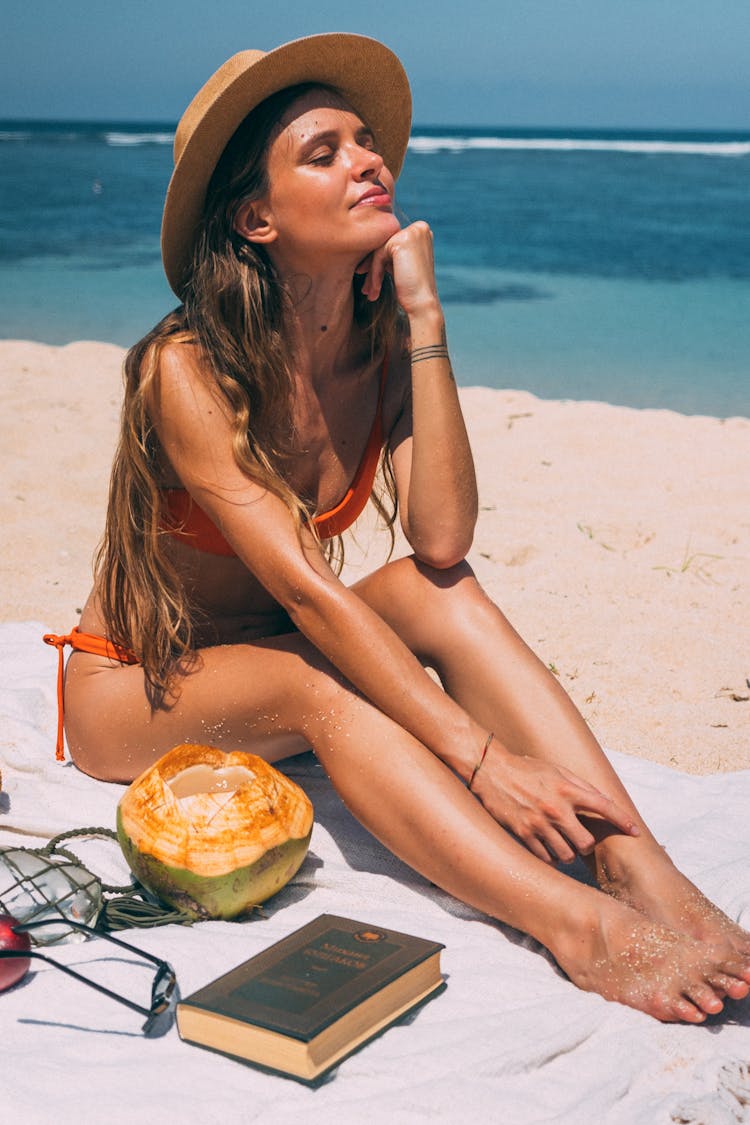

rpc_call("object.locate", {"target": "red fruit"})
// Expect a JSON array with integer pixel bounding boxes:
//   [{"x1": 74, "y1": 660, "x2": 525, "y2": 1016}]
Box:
[{"x1": 0, "y1": 912, "x2": 32, "y2": 992}]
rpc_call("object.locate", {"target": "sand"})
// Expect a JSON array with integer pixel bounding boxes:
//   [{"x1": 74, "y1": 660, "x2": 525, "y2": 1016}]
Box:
[{"x1": 2, "y1": 339, "x2": 748, "y2": 774}]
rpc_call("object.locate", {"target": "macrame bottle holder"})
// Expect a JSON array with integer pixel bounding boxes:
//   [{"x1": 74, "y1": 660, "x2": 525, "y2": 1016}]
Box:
[{"x1": 0, "y1": 828, "x2": 195, "y2": 938}]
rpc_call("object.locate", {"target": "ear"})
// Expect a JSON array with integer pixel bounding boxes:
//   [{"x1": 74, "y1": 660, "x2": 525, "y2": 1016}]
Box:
[{"x1": 233, "y1": 198, "x2": 277, "y2": 245}]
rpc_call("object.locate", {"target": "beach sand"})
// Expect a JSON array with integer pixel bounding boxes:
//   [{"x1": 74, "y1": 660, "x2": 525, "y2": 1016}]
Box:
[{"x1": 2, "y1": 339, "x2": 748, "y2": 774}]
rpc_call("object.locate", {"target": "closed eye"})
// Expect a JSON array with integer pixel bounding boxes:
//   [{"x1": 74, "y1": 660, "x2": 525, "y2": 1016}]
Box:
[{"x1": 299, "y1": 125, "x2": 378, "y2": 167}]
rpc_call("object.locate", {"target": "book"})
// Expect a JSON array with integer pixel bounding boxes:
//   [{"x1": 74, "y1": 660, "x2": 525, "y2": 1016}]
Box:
[{"x1": 176, "y1": 913, "x2": 445, "y2": 1082}]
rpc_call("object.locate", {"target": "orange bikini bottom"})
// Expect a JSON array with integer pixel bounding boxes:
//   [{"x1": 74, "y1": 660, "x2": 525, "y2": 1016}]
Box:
[{"x1": 43, "y1": 628, "x2": 140, "y2": 762}]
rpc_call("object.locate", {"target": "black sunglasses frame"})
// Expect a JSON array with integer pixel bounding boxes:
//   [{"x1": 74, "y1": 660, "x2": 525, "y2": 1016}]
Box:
[{"x1": 0, "y1": 919, "x2": 180, "y2": 1037}]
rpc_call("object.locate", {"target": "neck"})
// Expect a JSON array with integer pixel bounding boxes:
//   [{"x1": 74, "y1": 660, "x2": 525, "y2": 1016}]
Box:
[{"x1": 273, "y1": 255, "x2": 368, "y2": 388}]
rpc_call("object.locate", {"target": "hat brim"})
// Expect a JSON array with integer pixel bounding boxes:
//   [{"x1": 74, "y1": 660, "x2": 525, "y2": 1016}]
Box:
[{"x1": 161, "y1": 33, "x2": 412, "y2": 298}]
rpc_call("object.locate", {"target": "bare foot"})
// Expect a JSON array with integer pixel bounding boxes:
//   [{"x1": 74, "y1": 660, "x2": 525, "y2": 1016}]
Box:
[
  {"x1": 590, "y1": 836, "x2": 750, "y2": 969},
  {"x1": 553, "y1": 896, "x2": 750, "y2": 1021}
]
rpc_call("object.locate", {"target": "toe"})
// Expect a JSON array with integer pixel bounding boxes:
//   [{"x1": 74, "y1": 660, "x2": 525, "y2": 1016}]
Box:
[
  {"x1": 649, "y1": 989, "x2": 704, "y2": 1024},
  {"x1": 717, "y1": 955, "x2": 750, "y2": 993},
  {"x1": 707, "y1": 969, "x2": 750, "y2": 1000},
  {"x1": 722, "y1": 977, "x2": 750, "y2": 1001},
  {"x1": 671, "y1": 996, "x2": 707, "y2": 1023},
  {"x1": 707, "y1": 973, "x2": 734, "y2": 999},
  {"x1": 685, "y1": 985, "x2": 723, "y2": 1017}
]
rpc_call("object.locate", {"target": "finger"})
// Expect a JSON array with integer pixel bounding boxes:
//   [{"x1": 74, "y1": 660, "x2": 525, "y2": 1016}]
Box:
[
  {"x1": 354, "y1": 252, "x2": 373, "y2": 277},
  {"x1": 357, "y1": 260, "x2": 376, "y2": 301},
  {"x1": 578, "y1": 793, "x2": 641, "y2": 837},
  {"x1": 355, "y1": 250, "x2": 384, "y2": 301},
  {"x1": 363, "y1": 246, "x2": 389, "y2": 302},
  {"x1": 559, "y1": 821, "x2": 596, "y2": 856},
  {"x1": 524, "y1": 835, "x2": 555, "y2": 865},
  {"x1": 540, "y1": 828, "x2": 577, "y2": 865}
]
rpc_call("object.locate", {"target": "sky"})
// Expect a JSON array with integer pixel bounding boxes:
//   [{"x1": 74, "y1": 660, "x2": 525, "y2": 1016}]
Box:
[{"x1": 3, "y1": 0, "x2": 749, "y2": 129}]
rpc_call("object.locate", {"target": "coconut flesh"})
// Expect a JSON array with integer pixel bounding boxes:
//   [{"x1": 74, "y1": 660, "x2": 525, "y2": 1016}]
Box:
[{"x1": 117, "y1": 744, "x2": 314, "y2": 920}]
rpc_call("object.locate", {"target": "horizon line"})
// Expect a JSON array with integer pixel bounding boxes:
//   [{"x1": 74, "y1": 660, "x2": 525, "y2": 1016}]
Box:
[{"x1": 1, "y1": 116, "x2": 748, "y2": 136}]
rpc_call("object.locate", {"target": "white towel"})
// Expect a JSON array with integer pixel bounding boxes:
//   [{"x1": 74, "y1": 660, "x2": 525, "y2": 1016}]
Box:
[{"x1": 1, "y1": 622, "x2": 749, "y2": 1125}]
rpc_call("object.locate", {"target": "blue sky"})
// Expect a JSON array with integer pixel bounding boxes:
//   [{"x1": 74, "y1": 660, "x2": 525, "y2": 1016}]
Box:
[{"x1": 3, "y1": 1, "x2": 748, "y2": 128}]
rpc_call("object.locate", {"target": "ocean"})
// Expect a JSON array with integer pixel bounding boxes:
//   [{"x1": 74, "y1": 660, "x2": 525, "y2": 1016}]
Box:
[{"x1": 1, "y1": 121, "x2": 748, "y2": 417}]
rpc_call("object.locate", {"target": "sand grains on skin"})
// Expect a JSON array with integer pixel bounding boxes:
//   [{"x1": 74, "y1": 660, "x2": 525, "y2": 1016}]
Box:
[
  {"x1": 1, "y1": 341, "x2": 748, "y2": 775},
  {"x1": 556, "y1": 897, "x2": 750, "y2": 1024}
]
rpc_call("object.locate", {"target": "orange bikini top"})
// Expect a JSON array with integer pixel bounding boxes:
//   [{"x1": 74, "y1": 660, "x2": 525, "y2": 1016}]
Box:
[{"x1": 161, "y1": 357, "x2": 388, "y2": 554}]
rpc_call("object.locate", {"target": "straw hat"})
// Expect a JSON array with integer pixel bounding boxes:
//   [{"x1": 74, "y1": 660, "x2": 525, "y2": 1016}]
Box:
[{"x1": 161, "y1": 33, "x2": 412, "y2": 297}]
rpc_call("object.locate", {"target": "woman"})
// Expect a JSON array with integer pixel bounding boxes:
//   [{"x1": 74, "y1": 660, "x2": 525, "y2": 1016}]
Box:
[{"x1": 48, "y1": 34, "x2": 750, "y2": 1022}]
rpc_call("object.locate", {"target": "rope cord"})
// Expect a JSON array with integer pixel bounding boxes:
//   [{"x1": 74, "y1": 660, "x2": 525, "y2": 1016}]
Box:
[{"x1": 11, "y1": 827, "x2": 195, "y2": 932}]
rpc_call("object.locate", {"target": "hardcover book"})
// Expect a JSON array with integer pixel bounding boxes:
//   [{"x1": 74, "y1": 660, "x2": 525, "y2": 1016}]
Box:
[{"x1": 176, "y1": 913, "x2": 445, "y2": 1082}]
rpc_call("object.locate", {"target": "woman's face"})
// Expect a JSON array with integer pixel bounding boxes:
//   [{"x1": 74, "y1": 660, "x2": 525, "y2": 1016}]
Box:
[{"x1": 242, "y1": 88, "x2": 401, "y2": 268}]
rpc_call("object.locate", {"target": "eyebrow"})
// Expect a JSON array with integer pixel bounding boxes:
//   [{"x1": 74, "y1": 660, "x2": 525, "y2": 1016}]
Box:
[{"x1": 297, "y1": 124, "x2": 376, "y2": 159}]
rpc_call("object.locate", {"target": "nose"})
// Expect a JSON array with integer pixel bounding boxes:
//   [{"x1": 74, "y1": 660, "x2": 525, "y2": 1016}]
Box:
[{"x1": 351, "y1": 143, "x2": 384, "y2": 180}]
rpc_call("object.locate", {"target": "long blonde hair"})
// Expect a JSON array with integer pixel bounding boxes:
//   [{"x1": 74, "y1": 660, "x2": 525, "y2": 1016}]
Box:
[{"x1": 96, "y1": 84, "x2": 401, "y2": 704}]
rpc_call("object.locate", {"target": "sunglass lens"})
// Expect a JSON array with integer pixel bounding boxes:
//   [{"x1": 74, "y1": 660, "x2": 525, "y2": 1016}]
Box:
[{"x1": 143, "y1": 965, "x2": 179, "y2": 1037}]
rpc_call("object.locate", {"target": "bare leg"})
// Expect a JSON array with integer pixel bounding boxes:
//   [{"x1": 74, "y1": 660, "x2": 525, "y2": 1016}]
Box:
[
  {"x1": 64, "y1": 633, "x2": 750, "y2": 1020},
  {"x1": 352, "y1": 557, "x2": 750, "y2": 963}
]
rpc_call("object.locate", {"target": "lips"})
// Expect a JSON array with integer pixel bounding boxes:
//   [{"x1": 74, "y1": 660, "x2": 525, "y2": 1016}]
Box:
[{"x1": 352, "y1": 186, "x2": 392, "y2": 208}]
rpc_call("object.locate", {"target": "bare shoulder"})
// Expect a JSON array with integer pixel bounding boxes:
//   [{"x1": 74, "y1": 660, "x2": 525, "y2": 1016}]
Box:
[
  {"x1": 156, "y1": 337, "x2": 208, "y2": 390},
  {"x1": 149, "y1": 337, "x2": 232, "y2": 423}
]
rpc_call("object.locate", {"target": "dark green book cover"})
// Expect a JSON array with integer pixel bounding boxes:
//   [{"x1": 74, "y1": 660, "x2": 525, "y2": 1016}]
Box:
[{"x1": 181, "y1": 914, "x2": 444, "y2": 1041}]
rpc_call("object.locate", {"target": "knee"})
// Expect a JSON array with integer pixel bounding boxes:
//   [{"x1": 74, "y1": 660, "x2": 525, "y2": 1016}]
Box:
[
  {"x1": 410, "y1": 558, "x2": 507, "y2": 645},
  {"x1": 373, "y1": 556, "x2": 485, "y2": 630},
  {"x1": 407, "y1": 556, "x2": 482, "y2": 609},
  {"x1": 413, "y1": 556, "x2": 476, "y2": 587}
]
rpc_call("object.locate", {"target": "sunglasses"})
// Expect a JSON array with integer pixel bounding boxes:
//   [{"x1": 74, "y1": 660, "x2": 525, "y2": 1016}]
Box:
[{"x1": 0, "y1": 919, "x2": 180, "y2": 1037}]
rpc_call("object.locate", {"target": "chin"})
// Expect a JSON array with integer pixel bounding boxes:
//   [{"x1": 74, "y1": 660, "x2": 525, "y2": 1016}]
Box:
[{"x1": 359, "y1": 211, "x2": 402, "y2": 249}]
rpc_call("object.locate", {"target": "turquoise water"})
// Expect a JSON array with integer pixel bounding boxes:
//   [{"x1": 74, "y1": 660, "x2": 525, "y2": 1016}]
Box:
[
  {"x1": 443, "y1": 268, "x2": 750, "y2": 416},
  {"x1": 1, "y1": 121, "x2": 748, "y2": 417}
]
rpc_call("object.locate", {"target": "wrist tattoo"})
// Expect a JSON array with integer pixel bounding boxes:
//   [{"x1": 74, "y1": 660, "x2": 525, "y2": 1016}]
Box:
[{"x1": 410, "y1": 344, "x2": 450, "y2": 365}]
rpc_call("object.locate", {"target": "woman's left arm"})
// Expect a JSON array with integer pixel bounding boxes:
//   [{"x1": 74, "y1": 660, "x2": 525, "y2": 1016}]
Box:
[{"x1": 362, "y1": 222, "x2": 478, "y2": 567}]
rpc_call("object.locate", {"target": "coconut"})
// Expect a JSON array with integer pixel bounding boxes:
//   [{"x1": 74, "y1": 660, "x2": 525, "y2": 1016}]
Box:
[{"x1": 116, "y1": 744, "x2": 313, "y2": 920}]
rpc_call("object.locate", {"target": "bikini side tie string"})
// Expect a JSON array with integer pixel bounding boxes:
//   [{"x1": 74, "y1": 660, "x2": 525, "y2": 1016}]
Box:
[{"x1": 43, "y1": 629, "x2": 140, "y2": 761}]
